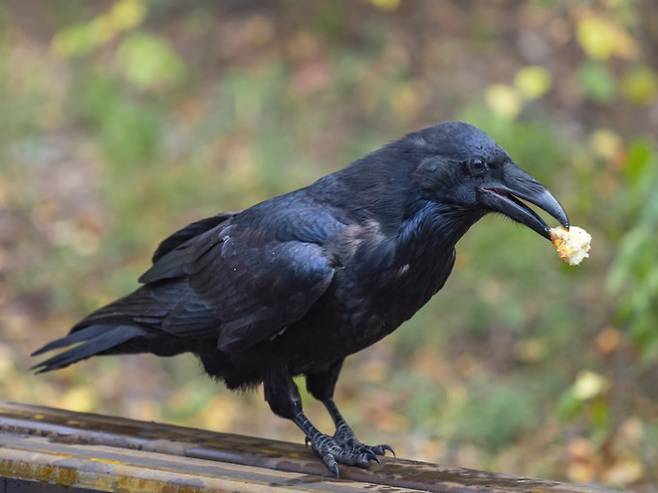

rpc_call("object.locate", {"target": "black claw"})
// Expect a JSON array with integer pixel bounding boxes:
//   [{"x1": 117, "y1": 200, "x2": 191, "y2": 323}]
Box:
[
  {"x1": 369, "y1": 453, "x2": 381, "y2": 465},
  {"x1": 328, "y1": 461, "x2": 340, "y2": 478},
  {"x1": 306, "y1": 431, "x2": 389, "y2": 475},
  {"x1": 380, "y1": 444, "x2": 395, "y2": 457}
]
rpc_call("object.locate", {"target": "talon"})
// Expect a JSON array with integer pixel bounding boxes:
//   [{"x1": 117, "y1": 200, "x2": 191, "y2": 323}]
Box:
[
  {"x1": 380, "y1": 444, "x2": 396, "y2": 457},
  {"x1": 365, "y1": 450, "x2": 380, "y2": 464},
  {"x1": 307, "y1": 431, "x2": 386, "y2": 474},
  {"x1": 328, "y1": 461, "x2": 340, "y2": 478},
  {"x1": 304, "y1": 436, "x2": 311, "y2": 447}
]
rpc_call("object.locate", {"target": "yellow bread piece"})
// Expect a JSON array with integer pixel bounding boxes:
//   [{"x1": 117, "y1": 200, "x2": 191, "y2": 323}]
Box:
[{"x1": 550, "y1": 226, "x2": 591, "y2": 266}]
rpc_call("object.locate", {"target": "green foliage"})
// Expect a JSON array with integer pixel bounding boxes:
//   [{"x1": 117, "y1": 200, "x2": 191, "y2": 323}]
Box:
[
  {"x1": 457, "y1": 382, "x2": 539, "y2": 452},
  {"x1": 607, "y1": 140, "x2": 658, "y2": 361},
  {"x1": 117, "y1": 32, "x2": 186, "y2": 91},
  {"x1": 578, "y1": 61, "x2": 617, "y2": 103},
  {"x1": 621, "y1": 66, "x2": 658, "y2": 105},
  {"x1": 77, "y1": 73, "x2": 164, "y2": 165}
]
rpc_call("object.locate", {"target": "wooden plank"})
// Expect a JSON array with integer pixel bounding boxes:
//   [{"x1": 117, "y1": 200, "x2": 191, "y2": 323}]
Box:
[
  {"x1": 2, "y1": 478, "x2": 100, "y2": 493},
  {"x1": 0, "y1": 433, "x2": 422, "y2": 493},
  {"x1": 0, "y1": 401, "x2": 619, "y2": 493}
]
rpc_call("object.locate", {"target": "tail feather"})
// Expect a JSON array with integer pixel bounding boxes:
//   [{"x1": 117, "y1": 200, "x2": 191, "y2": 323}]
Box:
[
  {"x1": 32, "y1": 281, "x2": 188, "y2": 372},
  {"x1": 31, "y1": 325, "x2": 145, "y2": 374},
  {"x1": 72, "y1": 284, "x2": 178, "y2": 329},
  {"x1": 31, "y1": 325, "x2": 110, "y2": 356}
]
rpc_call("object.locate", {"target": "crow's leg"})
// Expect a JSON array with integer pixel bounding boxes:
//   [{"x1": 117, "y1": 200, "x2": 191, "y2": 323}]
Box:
[
  {"x1": 306, "y1": 359, "x2": 395, "y2": 458},
  {"x1": 264, "y1": 364, "x2": 379, "y2": 477}
]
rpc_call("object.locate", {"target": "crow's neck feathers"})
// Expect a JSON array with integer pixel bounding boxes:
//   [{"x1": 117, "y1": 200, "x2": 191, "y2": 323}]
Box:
[
  {"x1": 397, "y1": 201, "x2": 481, "y2": 257},
  {"x1": 312, "y1": 140, "x2": 482, "y2": 269},
  {"x1": 310, "y1": 138, "x2": 423, "y2": 231}
]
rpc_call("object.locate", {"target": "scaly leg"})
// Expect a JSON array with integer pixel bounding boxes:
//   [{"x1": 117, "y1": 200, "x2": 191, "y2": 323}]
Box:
[
  {"x1": 305, "y1": 359, "x2": 395, "y2": 458},
  {"x1": 264, "y1": 364, "x2": 379, "y2": 477},
  {"x1": 323, "y1": 397, "x2": 394, "y2": 457}
]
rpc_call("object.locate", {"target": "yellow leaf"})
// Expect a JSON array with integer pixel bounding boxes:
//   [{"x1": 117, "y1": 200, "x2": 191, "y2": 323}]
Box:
[
  {"x1": 485, "y1": 84, "x2": 522, "y2": 119},
  {"x1": 371, "y1": 0, "x2": 401, "y2": 10},
  {"x1": 51, "y1": 0, "x2": 146, "y2": 57},
  {"x1": 603, "y1": 459, "x2": 644, "y2": 485},
  {"x1": 514, "y1": 66, "x2": 552, "y2": 100},
  {"x1": 567, "y1": 463, "x2": 596, "y2": 483},
  {"x1": 590, "y1": 129, "x2": 622, "y2": 161},
  {"x1": 621, "y1": 66, "x2": 658, "y2": 105},
  {"x1": 91, "y1": 16, "x2": 116, "y2": 45},
  {"x1": 107, "y1": 0, "x2": 147, "y2": 32},
  {"x1": 577, "y1": 16, "x2": 638, "y2": 60},
  {"x1": 571, "y1": 370, "x2": 609, "y2": 400},
  {"x1": 59, "y1": 387, "x2": 97, "y2": 412}
]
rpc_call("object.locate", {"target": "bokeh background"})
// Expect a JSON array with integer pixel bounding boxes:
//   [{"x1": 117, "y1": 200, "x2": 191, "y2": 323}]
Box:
[{"x1": 1, "y1": 0, "x2": 657, "y2": 490}]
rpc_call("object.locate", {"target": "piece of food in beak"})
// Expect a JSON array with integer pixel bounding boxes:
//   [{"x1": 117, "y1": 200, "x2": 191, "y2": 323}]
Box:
[{"x1": 550, "y1": 226, "x2": 591, "y2": 266}]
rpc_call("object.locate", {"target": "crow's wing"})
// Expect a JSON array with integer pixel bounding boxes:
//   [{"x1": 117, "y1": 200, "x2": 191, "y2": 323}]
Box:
[
  {"x1": 151, "y1": 212, "x2": 237, "y2": 263},
  {"x1": 138, "y1": 214, "x2": 336, "y2": 353}
]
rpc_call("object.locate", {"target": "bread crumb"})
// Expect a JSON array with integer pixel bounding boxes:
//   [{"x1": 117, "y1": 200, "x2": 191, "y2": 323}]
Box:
[{"x1": 550, "y1": 226, "x2": 591, "y2": 266}]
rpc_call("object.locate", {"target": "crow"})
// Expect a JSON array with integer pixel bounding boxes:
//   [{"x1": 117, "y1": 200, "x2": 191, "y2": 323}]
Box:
[{"x1": 32, "y1": 121, "x2": 569, "y2": 476}]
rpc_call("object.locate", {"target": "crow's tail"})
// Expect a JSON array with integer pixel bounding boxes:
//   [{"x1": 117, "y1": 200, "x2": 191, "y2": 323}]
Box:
[
  {"x1": 31, "y1": 282, "x2": 193, "y2": 372},
  {"x1": 31, "y1": 324, "x2": 146, "y2": 373}
]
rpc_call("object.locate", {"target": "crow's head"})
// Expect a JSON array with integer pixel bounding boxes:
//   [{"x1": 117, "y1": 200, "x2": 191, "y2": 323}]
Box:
[{"x1": 413, "y1": 121, "x2": 569, "y2": 240}]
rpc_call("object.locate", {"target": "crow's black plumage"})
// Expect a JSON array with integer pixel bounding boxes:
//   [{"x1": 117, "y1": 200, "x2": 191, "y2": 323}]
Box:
[{"x1": 33, "y1": 121, "x2": 569, "y2": 475}]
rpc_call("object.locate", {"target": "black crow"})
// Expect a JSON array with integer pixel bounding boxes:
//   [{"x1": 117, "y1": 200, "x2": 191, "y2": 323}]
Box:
[{"x1": 32, "y1": 121, "x2": 569, "y2": 476}]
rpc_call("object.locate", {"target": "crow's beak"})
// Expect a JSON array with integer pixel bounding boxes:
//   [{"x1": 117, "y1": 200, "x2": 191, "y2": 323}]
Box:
[{"x1": 477, "y1": 163, "x2": 569, "y2": 240}]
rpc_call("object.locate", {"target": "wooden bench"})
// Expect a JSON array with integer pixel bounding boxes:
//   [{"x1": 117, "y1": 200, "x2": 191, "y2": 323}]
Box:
[{"x1": 0, "y1": 401, "x2": 618, "y2": 493}]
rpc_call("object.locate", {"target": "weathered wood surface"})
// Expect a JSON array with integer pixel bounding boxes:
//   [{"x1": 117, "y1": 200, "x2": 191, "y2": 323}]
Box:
[{"x1": 0, "y1": 401, "x2": 619, "y2": 493}]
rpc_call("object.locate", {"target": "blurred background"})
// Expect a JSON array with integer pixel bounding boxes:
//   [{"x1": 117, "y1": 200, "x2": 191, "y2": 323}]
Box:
[{"x1": 1, "y1": 0, "x2": 657, "y2": 490}]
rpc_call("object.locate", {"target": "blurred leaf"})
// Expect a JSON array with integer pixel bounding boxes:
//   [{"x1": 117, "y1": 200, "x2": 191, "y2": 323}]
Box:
[
  {"x1": 52, "y1": 21, "x2": 104, "y2": 57},
  {"x1": 566, "y1": 438, "x2": 597, "y2": 482},
  {"x1": 621, "y1": 66, "x2": 658, "y2": 105},
  {"x1": 589, "y1": 129, "x2": 622, "y2": 161},
  {"x1": 571, "y1": 371, "x2": 609, "y2": 401},
  {"x1": 484, "y1": 84, "x2": 522, "y2": 119},
  {"x1": 106, "y1": 0, "x2": 146, "y2": 32},
  {"x1": 558, "y1": 371, "x2": 610, "y2": 421},
  {"x1": 51, "y1": 0, "x2": 147, "y2": 57},
  {"x1": 578, "y1": 61, "x2": 616, "y2": 103},
  {"x1": 594, "y1": 327, "x2": 622, "y2": 354},
  {"x1": 591, "y1": 399, "x2": 610, "y2": 430},
  {"x1": 624, "y1": 138, "x2": 654, "y2": 184},
  {"x1": 370, "y1": 0, "x2": 401, "y2": 11},
  {"x1": 514, "y1": 66, "x2": 552, "y2": 100},
  {"x1": 603, "y1": 460, "x2": 645, "y2": 486},
  {"x1": 577, "y1": 15, "x2": 638, "y2": 60},
  {"x1": 117, "y1": 33, "x2": 186, "y2": 90},
  {"x1": 59, "y1": 386, "x2": 98, "y2": 412}
]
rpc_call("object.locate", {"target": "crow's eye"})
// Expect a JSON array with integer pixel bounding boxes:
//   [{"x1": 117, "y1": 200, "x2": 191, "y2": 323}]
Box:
[{"x1": 468, "y1": 159, "x2": 487, "y2": 176}]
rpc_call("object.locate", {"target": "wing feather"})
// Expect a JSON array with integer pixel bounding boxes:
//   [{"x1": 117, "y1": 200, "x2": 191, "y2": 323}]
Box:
[
  {"x1": 151, "y1": 212, "x2": 236, "y2": 263},
  {"x1": 137, "y1": 205, "x2": 338, "y2": 352}
]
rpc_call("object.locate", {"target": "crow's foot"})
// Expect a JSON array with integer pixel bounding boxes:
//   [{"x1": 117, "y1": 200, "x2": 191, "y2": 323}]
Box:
[
  {"x1": 333, "y1": 426, "x2": 395, "y2": 458},
  {"x1": 306, "y1": 433, "x2": 380, "y2": 477}
]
